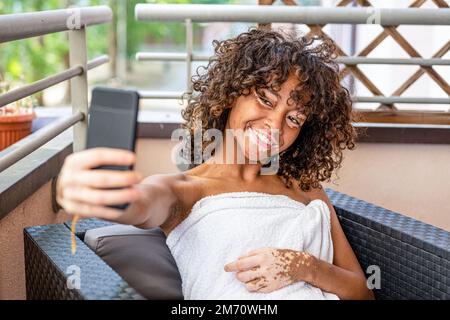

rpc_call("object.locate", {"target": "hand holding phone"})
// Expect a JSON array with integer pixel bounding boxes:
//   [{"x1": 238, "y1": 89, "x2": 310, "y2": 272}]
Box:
[
  {"x1": 58, "y1": 147, "x2": 141, "y2": 255},
  {"x1": 86, "y1": 87, "x2": 140, "y2": 209}
]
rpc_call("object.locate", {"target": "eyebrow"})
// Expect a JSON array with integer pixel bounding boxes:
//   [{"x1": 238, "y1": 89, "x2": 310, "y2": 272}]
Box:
[
  {"x1": 258, "y1": 89, "x2": 303, "y2": 112},
  {"x1": 260, "y1": 89, "x2": 280, "y2": 101}
]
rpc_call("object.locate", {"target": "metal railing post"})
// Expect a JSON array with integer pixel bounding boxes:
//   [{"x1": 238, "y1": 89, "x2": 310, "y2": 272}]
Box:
[
  {"x1": 185, "y1": 18, "x2": 193, "y2": 94},
  {"x1": 69, "y1": 27, "x2": 88, "y2": 152},
  {"x1": 0, "y1": 6, "x2": 111, "y2": 172}
]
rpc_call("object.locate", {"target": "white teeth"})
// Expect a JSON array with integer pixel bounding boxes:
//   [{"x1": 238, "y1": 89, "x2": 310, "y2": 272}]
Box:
[
  {"x1": 247, "y1": 127, "x2": 259, "y2": 147},
  {"x1": 247, "y1": 126, "x2": 276, "y2": 147},
  {"x1": 256, "y1": 129, "x2": 274, "y2": 145}
]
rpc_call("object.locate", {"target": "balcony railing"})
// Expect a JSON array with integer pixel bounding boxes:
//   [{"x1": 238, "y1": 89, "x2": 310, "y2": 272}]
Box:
[
  {"x1": 135, "y1": 3, "x2": 450, "y2": 124},
  {"x1": 0, "y1": 6, "x2": 112, "y2": 173}
]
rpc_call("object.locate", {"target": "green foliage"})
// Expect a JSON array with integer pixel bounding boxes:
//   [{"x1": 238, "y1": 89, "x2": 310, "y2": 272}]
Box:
[
  {"x1": 0, "y1": 0, "x2": 233, "y2": 86},
  {"x1": 0, "y1": 0, "x2": 109, "y2": 85},
  {"x1": 126, "y1": 0, "x2": 231, "y2": 60}
]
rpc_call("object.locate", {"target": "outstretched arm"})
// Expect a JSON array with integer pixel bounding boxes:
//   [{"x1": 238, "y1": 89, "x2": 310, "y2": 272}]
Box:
[{"x1": 56, "y1": 147, "x2": 181, "y2": 229}]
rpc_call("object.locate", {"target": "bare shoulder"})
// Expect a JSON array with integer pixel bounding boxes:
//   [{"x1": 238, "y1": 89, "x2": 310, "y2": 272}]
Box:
[
  {"x1": 141, "y1": 172, "x2": 201, "y2": 207},
  {"x1": 142, "y1": 172, "x2": 202, "y2": 235},
  {"x1": 304, "y1": 184, "x2": 333, "y2": 207},
  {"x1": 288, "y1": 182, "x2": 337, "y2": 225},
  {"x1": 287, "y1": 179, "x2": 333, "y2": 208}
]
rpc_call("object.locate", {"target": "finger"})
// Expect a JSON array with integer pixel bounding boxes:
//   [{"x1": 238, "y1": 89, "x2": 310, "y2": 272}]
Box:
[
  {"x1": 60, "y1": 199, "x2": 124, "y2": 221},
  {"x1": 224, "y1": 255, "x2": 262, "y2": 272},
  {"x1": 66, "y1": 148, "x2": 136, "y2": 170},
  {"x1": 245, "y1": 278, "x2": 269, "y2": 293},
  {"x1": 236, "y1": 269, "x2": 261, "y2": 283},
  {"x1": 70, "y1": 170, "x2": 143, "y2": 189},
  {"x1": 63, "y1": 186, "x2": 142, "y2": 206},
  {"x1": 256, "y1": 285, "x2": 273, "y2": 293}
]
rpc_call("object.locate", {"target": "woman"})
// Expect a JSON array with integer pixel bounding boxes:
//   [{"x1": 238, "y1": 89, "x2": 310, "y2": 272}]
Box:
[{"x1": 56, "y1": 29, "x2": 374, "y2": 300}]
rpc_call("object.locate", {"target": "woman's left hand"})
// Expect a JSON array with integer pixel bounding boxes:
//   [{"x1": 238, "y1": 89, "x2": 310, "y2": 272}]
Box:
[{"x1": 224, "y1": 247, "x2": 317, "y2": 293}]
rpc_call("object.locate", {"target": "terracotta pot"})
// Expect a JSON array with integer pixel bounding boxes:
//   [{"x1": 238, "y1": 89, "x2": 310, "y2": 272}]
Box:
[{"x1": 0, "y1": 107, "x2": 36, "y2": 151}]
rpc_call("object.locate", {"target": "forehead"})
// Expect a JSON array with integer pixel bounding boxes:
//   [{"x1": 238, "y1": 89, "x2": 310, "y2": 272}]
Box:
[
  {"x1": 282, "y1": 73, "x2": 301, "y2": 92},
  {"x1": 262, "y1": 73, "x2": 310, "y2": 105}
]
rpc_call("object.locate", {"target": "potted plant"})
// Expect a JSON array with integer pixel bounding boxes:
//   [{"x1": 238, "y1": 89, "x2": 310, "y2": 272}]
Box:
[{"x1": 0, "y1": 82, "x2": 36, "y2": 151}]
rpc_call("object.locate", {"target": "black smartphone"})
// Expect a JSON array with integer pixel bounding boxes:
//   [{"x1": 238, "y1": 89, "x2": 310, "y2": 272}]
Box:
[{"x1": 86, "y1": 86, "x2": 140, "y2": 209}]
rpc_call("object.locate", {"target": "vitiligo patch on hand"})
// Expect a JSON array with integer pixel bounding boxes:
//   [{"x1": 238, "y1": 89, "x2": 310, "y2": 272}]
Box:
[{"x1": 71, "y1": 215, "x2": 79, "y2": 255}]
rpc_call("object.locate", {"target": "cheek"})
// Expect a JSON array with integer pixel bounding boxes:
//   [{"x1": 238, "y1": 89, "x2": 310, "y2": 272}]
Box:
[
  {"x1": 227, "y1": 107, "x2": 249, "y2": 130},
  {"x1": 228, "y1": 100, "x2": 263, "y2": 129},
  {"x1": 281, "y1": 129, "x2": 301, "y2": 151}
]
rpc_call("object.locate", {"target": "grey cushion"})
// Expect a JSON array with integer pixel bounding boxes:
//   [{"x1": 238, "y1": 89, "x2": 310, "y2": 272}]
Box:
[{"x1": 84, "y1": 224, "x2": 183, "y2": 300}]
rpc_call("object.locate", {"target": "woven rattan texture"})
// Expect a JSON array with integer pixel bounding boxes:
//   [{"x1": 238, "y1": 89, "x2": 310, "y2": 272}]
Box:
[
  {"x1": 326, "y1": 188, "x2": 449, "y2": 300},
  {"x1": 24, "y1": 223, "x2": 143, "y2": 300}
]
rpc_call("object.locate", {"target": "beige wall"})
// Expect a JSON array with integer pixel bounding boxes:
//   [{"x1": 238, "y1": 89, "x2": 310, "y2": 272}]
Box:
[
  {"x1": 0, "y1": 182, "x2": 68, "y2": 300},
  {"x1": 321, "y1": 143, "x2": 450, "y2": 232},
  {"x1": 135, "y1": 139, "x2": 180, "y2": 175},
  {"x1": 136, "y1": 139, "x2": 450, "y2": 231}
]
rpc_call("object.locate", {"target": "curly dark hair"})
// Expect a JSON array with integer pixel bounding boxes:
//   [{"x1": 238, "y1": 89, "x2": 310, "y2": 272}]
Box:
[{"x1": 180, "y1": 27, "x2": 360, "y2": 192}]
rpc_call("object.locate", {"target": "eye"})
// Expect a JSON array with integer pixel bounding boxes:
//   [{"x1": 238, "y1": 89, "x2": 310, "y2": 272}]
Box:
[
  {"x1": 257, "y1": 95, "x2": 273, "y2": 108},
  {"x1": 287, "y1": 115, "x2": 302, "y2": 128}
]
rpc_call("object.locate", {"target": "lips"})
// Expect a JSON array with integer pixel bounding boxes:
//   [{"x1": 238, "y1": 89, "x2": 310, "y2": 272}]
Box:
[{"x1": 245, "y1": 124, "x2": 280, "y2": 150}]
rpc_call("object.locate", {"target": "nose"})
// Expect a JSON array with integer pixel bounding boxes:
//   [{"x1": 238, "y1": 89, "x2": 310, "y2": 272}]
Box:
[{"x1": 264, "y1": 109, "x2": 284, "y2": 136}]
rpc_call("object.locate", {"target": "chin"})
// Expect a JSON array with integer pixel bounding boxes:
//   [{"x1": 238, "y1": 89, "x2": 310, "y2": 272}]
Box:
[{"x1": 242, "y1": 145, "x2": 281, "y2": 164}]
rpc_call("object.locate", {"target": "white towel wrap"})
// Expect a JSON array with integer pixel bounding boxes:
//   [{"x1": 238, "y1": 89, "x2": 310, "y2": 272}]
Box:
[{"x1": 166, "y1": 191, "x2": 339, "y2": 300}]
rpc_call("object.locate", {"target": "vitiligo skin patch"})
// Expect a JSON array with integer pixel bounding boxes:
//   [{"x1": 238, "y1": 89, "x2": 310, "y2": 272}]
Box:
[{"x1": 235, "y1": 249, "x2": 317, "y2": 293}]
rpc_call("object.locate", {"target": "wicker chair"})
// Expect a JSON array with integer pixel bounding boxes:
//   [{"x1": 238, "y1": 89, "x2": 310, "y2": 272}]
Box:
[{"x1": 23, "y1": 188, "x2": 450, "y2": 300}]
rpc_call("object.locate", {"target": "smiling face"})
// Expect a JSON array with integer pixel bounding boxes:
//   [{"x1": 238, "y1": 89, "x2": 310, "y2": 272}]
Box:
[
  {"x1": 182, "y1": 29, "x2": 357, "y2": 190},
  {"x1": 225, "y1": 72, "x2": 309, "y2": 163}
]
